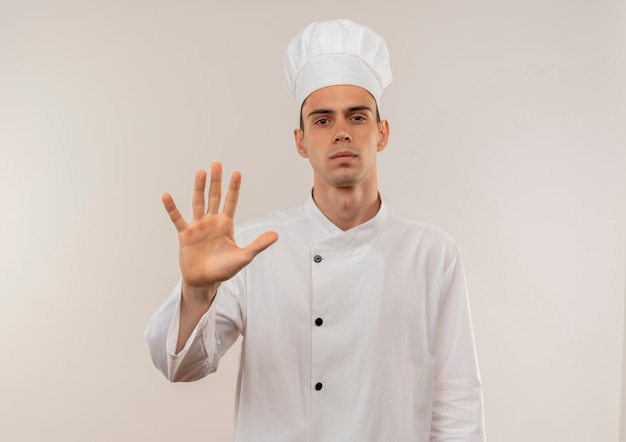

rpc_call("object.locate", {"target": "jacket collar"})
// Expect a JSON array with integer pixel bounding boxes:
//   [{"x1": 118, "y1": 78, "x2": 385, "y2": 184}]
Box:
[{"x1": 304, "y1": 190, "x2": 388, "y2": 247}]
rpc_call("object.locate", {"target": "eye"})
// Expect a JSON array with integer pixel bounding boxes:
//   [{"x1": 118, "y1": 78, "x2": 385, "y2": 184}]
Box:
[
  {"x1": 351, "y1": 115, "x2": 366, "y2": 122},
  {"x1": 315, "y1": 118, "x2": 330, "y2": 126}
]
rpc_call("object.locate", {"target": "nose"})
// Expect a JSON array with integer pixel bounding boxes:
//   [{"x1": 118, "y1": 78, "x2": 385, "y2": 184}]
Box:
[{"x1": 334, "y1": 129, "x2": 352, "y2": 143}]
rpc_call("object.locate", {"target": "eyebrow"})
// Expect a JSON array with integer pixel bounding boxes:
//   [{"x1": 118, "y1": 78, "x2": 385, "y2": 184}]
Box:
[{"x1": 307, "y1": 105, "x2": 374, "y2": 118}]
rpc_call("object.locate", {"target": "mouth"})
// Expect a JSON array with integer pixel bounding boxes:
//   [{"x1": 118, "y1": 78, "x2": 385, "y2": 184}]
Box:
[{"x1": 329, "y1": 150, "x2": 358, "y2": 160}]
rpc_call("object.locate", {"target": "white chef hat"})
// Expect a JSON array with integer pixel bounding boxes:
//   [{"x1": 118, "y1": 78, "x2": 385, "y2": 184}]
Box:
[{"x1": 284, "y1": 19, "x2": 392, "y2": 110}]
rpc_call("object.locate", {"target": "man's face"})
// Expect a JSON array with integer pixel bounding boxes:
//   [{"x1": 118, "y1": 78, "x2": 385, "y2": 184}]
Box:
[{"x1": 294, "y1": 85, "x2": 389, "y2": 192}]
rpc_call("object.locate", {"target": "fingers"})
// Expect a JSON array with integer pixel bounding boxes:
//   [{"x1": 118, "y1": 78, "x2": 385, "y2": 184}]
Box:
[
  {"x1": 192, "y1": 170, "x2": 207, "y2": 221},
  {"x1": 207, "y1": 162, "x2": 223, "y2": 215},
  {"x1": 167, "y1": 163, "x2": 241, "y2": 231},
  {"x1": 162, "y1": 193, "x2": 188, "y2": 232},
  {"x1": 222, "y1": 171, "x2": 242, "y2": 219},
  {"x1": 208, "y1": 163, "x2": 242, "y2": 219}
]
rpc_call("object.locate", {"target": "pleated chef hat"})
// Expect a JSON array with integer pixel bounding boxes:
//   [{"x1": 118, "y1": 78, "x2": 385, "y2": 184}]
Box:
[{"x1": 284, "y1": 19, "x2": 392, "y2": 110}]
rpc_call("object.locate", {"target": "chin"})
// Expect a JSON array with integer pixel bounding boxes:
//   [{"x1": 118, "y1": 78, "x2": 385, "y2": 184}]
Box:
[
  {"x1": 316, "y1": 168, "x2": 365, "y2": 188},
  {"x1": 330, "y1": 177, "x2": 359, "y2": 188}
]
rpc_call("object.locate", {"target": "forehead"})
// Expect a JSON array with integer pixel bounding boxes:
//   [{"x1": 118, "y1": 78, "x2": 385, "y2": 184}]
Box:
[{"x1": 301, "y1": 85, "x2": 377, "y2": 114}]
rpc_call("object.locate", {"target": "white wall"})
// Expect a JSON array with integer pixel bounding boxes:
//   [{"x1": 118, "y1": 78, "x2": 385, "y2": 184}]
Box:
[{"x1": 1, "y1": 1, "x2": 625, "y2": 441}]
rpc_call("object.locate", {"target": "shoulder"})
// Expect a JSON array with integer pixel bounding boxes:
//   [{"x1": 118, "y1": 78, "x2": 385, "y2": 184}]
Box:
[
  {"x1": 382, "y1": 205, "x2": 461, "y2": 259},
  {"x1": 386, "y1": 205, "x2": 456, "y2": 242},
  {"x1": 234, "y1": 200, "x2": 308, "y2": 239}
]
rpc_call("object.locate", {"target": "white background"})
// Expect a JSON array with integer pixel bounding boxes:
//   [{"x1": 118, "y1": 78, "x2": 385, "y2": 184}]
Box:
[{"x1": 1, "y1": 1, "x2": 625, "y2": 441}]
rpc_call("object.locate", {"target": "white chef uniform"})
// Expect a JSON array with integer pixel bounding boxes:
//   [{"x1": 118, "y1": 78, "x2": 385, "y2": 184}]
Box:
[{"x1": 145, "y1": 193, "x2": 485, "y2": 441}]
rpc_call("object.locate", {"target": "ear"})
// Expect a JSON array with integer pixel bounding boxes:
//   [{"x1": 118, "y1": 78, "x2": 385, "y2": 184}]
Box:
[
  {"x1": 294, "y1": 128, "x2": 308, "y2": 158},
  {"x1": 377, "y1": 120, "x2": 390, "y2": 152}
]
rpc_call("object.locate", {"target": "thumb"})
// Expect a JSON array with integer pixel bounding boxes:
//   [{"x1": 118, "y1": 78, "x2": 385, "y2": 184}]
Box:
[{"x1": 245, "y1": 231, "x2": 279, "y2": 258}]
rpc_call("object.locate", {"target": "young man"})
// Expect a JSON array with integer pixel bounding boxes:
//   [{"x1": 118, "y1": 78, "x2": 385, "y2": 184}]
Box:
[{"x1": 146, "y1": 19, "x2": 485, "y2": 441}]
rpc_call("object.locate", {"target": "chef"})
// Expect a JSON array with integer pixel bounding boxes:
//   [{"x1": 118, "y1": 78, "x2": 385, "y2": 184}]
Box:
[{"x1": 145, "y1": 18, "x2": 485, "y2": 441}]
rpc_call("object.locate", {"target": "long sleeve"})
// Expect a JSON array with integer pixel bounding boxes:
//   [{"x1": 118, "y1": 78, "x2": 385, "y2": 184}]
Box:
[
  {"x1": 144, "y1": 197, "x2": 486, "y2": 439},
  {"x1": 430, "y1": 238, "x2": 485, "y2": 441},
  {"x1": 144, "y1": 276, "x2": 245, "y2": 382}
]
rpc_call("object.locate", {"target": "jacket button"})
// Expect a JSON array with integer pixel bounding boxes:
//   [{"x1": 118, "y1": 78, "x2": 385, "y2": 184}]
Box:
[
  {"x1": 315, "y1": 317, "x2": 323, "y2": 326},
  {"x1": 313, "y1": 255, "x2": 322, "y2": 263},
  {"x1": 315, "y1": 382, "x2": 323, "y2": 391}
]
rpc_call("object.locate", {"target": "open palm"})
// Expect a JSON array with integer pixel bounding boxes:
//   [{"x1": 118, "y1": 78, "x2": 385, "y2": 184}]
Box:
[{"x1": 162, "y1": 163, "x2": 278, "y2": 298}]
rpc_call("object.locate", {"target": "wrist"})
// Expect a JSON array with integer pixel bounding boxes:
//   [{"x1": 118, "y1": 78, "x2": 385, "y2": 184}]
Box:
[{"x1": 181, "y1": 281, "x2": 219, "y2": 305}]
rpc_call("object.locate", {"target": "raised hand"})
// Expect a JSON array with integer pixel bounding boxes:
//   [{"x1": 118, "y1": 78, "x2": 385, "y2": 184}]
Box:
[{"x1": 162, "y1": 162, "x2": 279, "y2": 305}]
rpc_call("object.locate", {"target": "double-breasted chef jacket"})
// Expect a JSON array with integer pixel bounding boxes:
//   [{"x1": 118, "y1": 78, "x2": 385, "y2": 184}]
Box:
[{"x1": 145, "y1": 193, "x2": 485, "y2": 441}]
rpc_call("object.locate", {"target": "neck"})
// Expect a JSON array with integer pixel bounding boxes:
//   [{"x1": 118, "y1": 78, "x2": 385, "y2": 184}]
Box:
[{"x1": 311, "y1": 181, "x2": 381, "y2": 231}]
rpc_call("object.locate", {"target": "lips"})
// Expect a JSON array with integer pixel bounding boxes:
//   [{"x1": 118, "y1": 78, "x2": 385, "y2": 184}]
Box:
[{"x1": 329, "y1": 150, "x2": 357, "y2": 159}]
